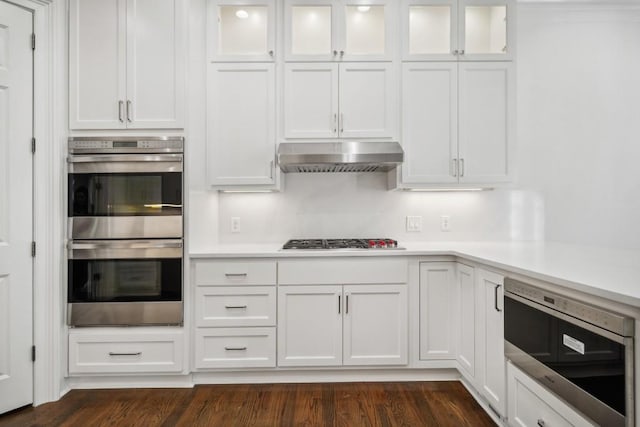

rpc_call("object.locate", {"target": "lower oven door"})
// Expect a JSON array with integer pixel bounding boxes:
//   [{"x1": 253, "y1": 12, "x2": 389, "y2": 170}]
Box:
[
  {"x1": 68, "y1": 240, "x2": 183, "y2": 326},
  {"x1": 505, "y1": 292, "x2": 634, "y2": 427}
]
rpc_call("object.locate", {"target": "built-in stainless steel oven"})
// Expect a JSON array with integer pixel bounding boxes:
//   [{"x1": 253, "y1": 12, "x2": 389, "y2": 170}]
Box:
[
  {"x1": 68, "y1": 137, "x2": 183, "y2": 240},
  {"x1": 504, "y1": 278, "x2": 635, "y2": 427},
  {"x1": 67, "y1": 137, "x2": 184, "y2": 327},
  {"x1": 68, "y1": 240, "x2": 183, "y2": 326}
]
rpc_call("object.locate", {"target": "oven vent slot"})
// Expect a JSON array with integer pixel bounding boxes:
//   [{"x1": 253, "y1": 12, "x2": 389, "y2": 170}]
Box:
[{"x1": 295, "y1": 164, "x2": 381, "y2": 173}]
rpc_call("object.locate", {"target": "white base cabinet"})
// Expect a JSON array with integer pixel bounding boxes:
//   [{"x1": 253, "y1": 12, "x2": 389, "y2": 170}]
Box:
[
  {"x1": 419, "y1": 262, "x2": 457, "y2": 360},
  {"x1": 508, "y1": 362, "x2": 596, "y2": 427},
  {"x1": 68, "y1": 328, "x2": 184, "y2": 374},
  {"x1": 195, "y1": 327, "x2": 276, "y2": 369},
  {"x1": 456, "y1": 263, "x2": 476, "y2": 379}
]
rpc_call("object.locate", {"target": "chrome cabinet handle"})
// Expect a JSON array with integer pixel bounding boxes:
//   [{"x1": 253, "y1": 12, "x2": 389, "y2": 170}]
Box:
[
  {"x1": 126, "y1": 100, "x2": 132, "y2": 122},
  {"x1": 225, "y1": 305, "x2": 247, "y2": 309},
  {"x1": 346, "y1": 294, "x2": 349, "y2": 314},
  {"x1": 339, "y1": 50, "x2": 344, "y2": 57},
  {"x1": 333, "y1": 50, "x2": 338, "y2": 57},
  {"x1": 537, "y1": 420, "x2": 545, "y2": 427},
  {"x1": 225, "y1": 273, "x2": 248, "y2": 277},
  {"x1": 118, "y1": 101, "x2": 124, "y2": 122},
  {"x1": 224, "y1": 346, "x2": 247, "y2": 351},
  {"x1": 340, "y1": 113, "x2": 344, "y2": 133},
  {"x1": 270, "y1": 160, "x2": 274, "y2": 179},
  {"x1": 452, "y1": 159, "x2": 458, "y2": 177},
  {"x1": 494, "y1": 284, "x2": 502, "y2": 312},
  {"x1": 338, "y1": 295, "x2": 341, "y2": 314},
  {"x1": 459, "y1": 49, "x2": 465, "y2": 55},
  {"x1": 268, "y1": 50, "x2": 274, "y2": 57},
  {"x1": 460, "y1": 158, "x2": 465, "y2": 177},
  {"x1": 109, "y1": 352, "x2": 141, "y2": 356},
  {"x1": 453, "y1": 49, "x2": 459, "y2": 55},
  {"x1": 333, "y1": 113, "x2": 337, "y2": 133}
]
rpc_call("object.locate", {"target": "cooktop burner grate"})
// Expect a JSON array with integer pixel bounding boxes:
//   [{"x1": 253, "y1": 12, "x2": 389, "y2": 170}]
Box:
[{"x1": 282, "y1": 238, "x2": 401, "y2": 250}]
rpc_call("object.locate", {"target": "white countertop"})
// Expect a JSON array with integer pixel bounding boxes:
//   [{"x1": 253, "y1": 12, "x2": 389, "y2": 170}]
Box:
[{"x1": 190, "y1": 241, "x2": 640, "y2": 308}]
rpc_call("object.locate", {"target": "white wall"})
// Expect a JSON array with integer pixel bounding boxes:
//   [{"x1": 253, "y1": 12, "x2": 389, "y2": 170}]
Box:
[{"x1": 517, "y1": 3, "x2": 640, "y2": 249}]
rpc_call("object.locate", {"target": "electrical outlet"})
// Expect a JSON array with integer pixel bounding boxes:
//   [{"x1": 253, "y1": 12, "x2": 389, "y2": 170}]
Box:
[
  {"x1": 406, "y1": 216, "x2": 422, "y2": 232},
  {"x1": 231, "y1": 217, "x2": 241, "y2": 233},
  {"x1": 441, "y1": 215, "x2": 451, "y2": 232}
]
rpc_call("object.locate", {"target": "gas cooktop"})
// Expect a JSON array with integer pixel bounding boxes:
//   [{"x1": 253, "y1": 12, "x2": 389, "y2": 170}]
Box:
[{"x1": 282, "y1": 238, "x2": 403, "y2": 250}]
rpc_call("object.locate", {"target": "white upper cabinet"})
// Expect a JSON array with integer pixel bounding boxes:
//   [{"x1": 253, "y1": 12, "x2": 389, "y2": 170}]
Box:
[
  {"x1": 69, "y1": 0, "x2": 185, "y2": 130},
  {"x1": 207, "y1": 0, "x2": 276, "y2": 61},
  {"x1": 207, "y1": 63, "x2": 276, "y2": 186},
  {"x1": 284, "y1": 0, "x2": 395, "y2": 61},
  {"x1": 401, "y1": 61, "x2": 513, "y2": 186},
  {"x1": 401, "y1": 0, "x2": 514, "y2": 61},
  {"x1": 284, "y1": 62, "x2": 396, "y2": 139}
]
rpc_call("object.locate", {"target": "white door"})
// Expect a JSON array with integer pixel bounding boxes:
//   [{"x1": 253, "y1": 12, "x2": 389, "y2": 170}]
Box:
[
  {"x1": 343, "y1": 285, "x2": 407, "y2": 366},
  {"x1": 207, "y1": 63, "x2": 275, "y2": 186},
  {"x1": 458, "y1": 61, "x2": 514, "y2": 184},
  {"x1": 126, "y1": 0, "x2": 184, "y2": 129},
  {"x1": 339, "y1": 62, "x2": 396, "y2": 138},
  {"x1": 401, "y1": 62, "x2": 458, "y2": 184},
  {"x1": 69, "y1": 0, "x2": 126, "y2": 129},
  {"x1": 0, "y1": 1, "x2": 34, "y2": 414},
  {"x1": 477, "y1": 268, "x2": 506, "y2": 417},
  {"x1": 456, "y1": 263, "x2": 476, "y2": 381},
  {"x1": 277, "y1": 286, "x2": 342, "y2": 367},
  {"x1": 283, "y1": 63, "x2": 338, "y2": 139},
  {"x1": 419, "y1": 262, "x2": 456, "y2": 360}
]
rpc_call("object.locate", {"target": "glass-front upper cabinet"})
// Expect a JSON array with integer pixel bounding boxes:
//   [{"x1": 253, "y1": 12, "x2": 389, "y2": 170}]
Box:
[
  {"x1": 402, "y1": 0, "x2": 513, "y2": 61},
  {"x1": 207, "y1": 0, "x2": 276, "y2": 61},
  {"x1": 285, "y1": 0, "x2": 395, "y2": 61}
]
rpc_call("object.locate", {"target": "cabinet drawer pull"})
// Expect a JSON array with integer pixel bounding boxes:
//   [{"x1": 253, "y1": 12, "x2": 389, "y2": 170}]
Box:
[
  {"x1": 109, "y1": 352, "x2": 141, "y2": 356},
  {"x1": 225, "y1": 273, "x2": 248, "y2": 277},
  {"x1": 224, "y1": 346, "x2": 247, "y2": 351},
  {"x1": 225, "y1": 305, "x2": 248, "y2": 309},
  {"x1": 537, "y1": 419, "x2": 545, "y2": 427}
]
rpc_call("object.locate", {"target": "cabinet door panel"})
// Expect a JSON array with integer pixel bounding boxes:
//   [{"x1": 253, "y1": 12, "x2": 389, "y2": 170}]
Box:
[
  {"x1": 343, "y1": 285, "x2": 408, "y2": 366},
  {"x1": 459, "y1": 0, "x2": 514, "y2": 61},
  {"x1": 277, "y1": 286, "x2": 342, "y2": 367},
  {"x1": 69, "y1": 0, "x2": 126, "y2": 129},
  {"x1": 207, "y1": 64, "x2": 275, "y2": 186},
  {"x1": 285, "y1": 0, "x2": 337, "y2": 61},
  {"x1": 401, "y1": 63, "x2": 457, "y2": 184},
  {"x1": 284, "y1": 63, "x2": 338, "y2": 139},
  {"x1": 126, "y1": 0, "x2": 184, "y2": 129},
  {"x1": 339, "y1": 63, "x2": 396, "y2": 138},
  {"x1": 477, "y1": 268, "x2": 506, "y2": 417},
  {"x1": 341, "y1": 1, "x2": 394, "y2": 61},
  {"x1": 401, "y1": 0, "x2": 457, "y2": 61},
  {"x1": 458, "y1": 62, "x2": 514, "y2": 183},
  {"x1": 419, "y1": 263, "x2": 456, "y2": 360},
  {"x1": 456, "y1": 263, "x2": 476, "y2": 379}
]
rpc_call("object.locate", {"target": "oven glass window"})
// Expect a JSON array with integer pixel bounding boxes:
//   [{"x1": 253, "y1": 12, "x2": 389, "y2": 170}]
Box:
[
  {"x1": 505, "y1": 296, "x2": 626, "y2": 416},
  {"x1": 69, "y1": 172, "x2": 182, "y2": 216},
  {"x1": 68, "y1": 259, "x2": 181, "y2": 302}
]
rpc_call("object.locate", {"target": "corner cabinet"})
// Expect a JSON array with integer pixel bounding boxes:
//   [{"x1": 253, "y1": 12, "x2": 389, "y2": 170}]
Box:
[
  {"x1": 206, "y1": 63, "x2": 277, "y2": 186},
  {"x1": 69, "y1": 0, "x2": 185, "y2": 130},
  {"x1": 401, "y1": 61, "x2": 514, "y2": 186}
]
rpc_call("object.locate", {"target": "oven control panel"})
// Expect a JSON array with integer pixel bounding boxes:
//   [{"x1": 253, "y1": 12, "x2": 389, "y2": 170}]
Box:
[
  {"x1": 505, "y1": 278, "x2": 634, "y2": 337},
  {"x1": 69, "y1": 137, "x2": 184, "y2": 153}
]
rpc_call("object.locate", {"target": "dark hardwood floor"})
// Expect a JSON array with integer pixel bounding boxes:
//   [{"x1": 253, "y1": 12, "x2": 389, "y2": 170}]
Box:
[{"x1": 0, "y1": 381, "x2": 495, "y2": 427}]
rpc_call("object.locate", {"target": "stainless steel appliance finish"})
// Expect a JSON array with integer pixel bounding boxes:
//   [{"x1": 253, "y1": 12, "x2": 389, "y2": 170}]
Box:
[
  {"x1": 68, "y1": 136, "x2": 183, "y2": 240},
  {"x1": 282, "y1": 238, "x2": 403, "y2": 250},
  {"x1": 277, "y1": 141, "x2": 404, "y2": 173},
  {"x1": 68, "y1": 240, "x2": 183, "y2": 327},
  {"x1": 68, "y1": 301, "x2": 183, "y2": 327},
  {"x1": 504, "y1": 278, "x2": 635, "y2": 427}
]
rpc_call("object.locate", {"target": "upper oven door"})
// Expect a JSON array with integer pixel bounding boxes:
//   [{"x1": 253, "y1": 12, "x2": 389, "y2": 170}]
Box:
[{"x1": 68, "y1": 154, "x2": 183, "y2": 239}]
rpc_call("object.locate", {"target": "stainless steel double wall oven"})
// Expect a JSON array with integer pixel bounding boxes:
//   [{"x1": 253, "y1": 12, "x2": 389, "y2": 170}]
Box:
[{"x1": 67, "y1": 137, "x2": 184, "y2": 326}]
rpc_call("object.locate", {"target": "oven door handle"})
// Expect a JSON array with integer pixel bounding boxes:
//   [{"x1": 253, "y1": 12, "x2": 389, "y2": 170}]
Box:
[
  {"x1": 68, "y1": 154, "x2": 183, "y2": 163},
  {"x1": 68, "y1": 240, "x2": 183, "y2": 260},
  {"x1": 68, "y1": 154, "x2": 183, "y2": 174}
]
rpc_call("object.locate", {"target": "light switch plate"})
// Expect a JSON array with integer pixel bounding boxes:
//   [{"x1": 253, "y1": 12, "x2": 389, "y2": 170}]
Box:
[
  {"x1": 231, "y1": 217, "x2": 241, "y2": 233},
  {"x1": 441, "y1": 215, "x2": 451, "y2": 232},
  {"x1": 406, "y1": 216, "x2": 422, "y2": 232}
]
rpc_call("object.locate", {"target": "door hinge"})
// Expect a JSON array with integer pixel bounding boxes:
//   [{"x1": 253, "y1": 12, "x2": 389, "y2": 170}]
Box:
[
  {"x1": 31, "y1": 241, "x2": 36, "y2": 257},
  {"x1": 31, "y1": 33, "x2": 35, "y2": 50},
  {"x1": 31, "y1": 137, "x2": 36, "y2": 154},
  {"x1": 32, "y1": 345, "x2": 36, "y2": 362}
]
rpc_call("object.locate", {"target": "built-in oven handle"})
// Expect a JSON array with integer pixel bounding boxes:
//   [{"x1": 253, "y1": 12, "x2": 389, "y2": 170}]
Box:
[
  {"x1": 69, "y1": 240, "x2": 182, "y2": 250},
  {"x1": 68, "y1": 154, "x2": 183, "y2": 163}
]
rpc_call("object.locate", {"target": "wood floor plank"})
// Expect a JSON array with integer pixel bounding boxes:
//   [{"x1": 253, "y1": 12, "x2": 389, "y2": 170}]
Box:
[{"x1": 0, "y1": 381, "x2": 496, "y2": 427}]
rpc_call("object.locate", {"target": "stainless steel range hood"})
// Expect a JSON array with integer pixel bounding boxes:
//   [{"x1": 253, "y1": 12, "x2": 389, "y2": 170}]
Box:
[{"x1": 277, "y1": 141, "x2": 404, "y2": 173}]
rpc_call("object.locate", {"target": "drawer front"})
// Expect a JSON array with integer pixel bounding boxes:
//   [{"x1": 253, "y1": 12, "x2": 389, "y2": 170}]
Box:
[
  {"x1": 278, "y1": 258, "x2": 408, "y2": 285},
  {"x1": 195, "y1": 327, "x2": 276, "y2": 369},
  {"x1": 194, "y1": 260, "x2": 276, "y2": 286},
  {"x1": 68, "y1": 330, "x2": 183, "y2": 374},
  {"x1": 195, "y1": 286, "x2": 276, "y2": 327}
]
